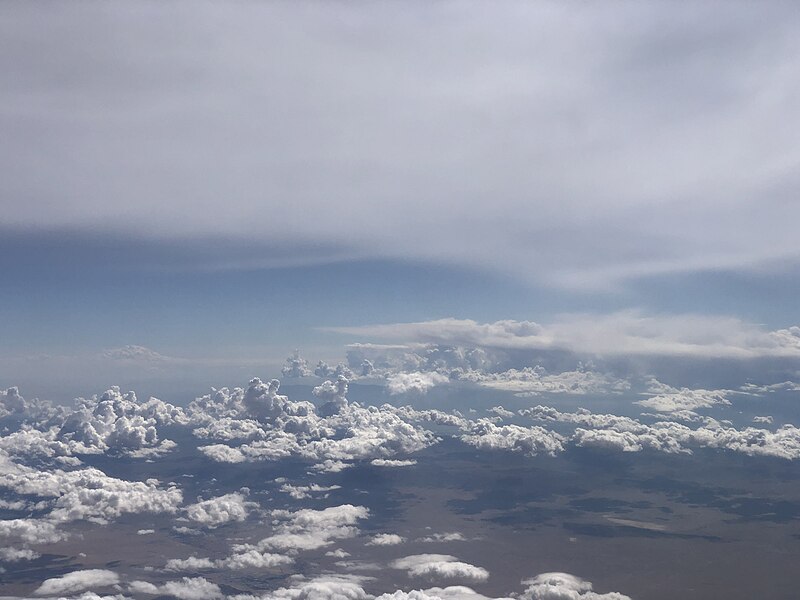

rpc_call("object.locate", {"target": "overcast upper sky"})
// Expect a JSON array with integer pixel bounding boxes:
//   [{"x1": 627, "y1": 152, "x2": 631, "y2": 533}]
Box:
[{"x1": 2, "y1": 1, "x2": 800, "y2": 397}]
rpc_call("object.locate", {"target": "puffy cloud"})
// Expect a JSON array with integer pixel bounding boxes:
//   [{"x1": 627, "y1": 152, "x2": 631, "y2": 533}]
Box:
[
  {"x1": 164, "y1": 551, "x2": 293, "y2": 572},
  {"x1": 376, "y1": 588, "x2": 511, "y2": 600},
  {"x1": 193, "y1": 417, "x2": 266, "y2": 441},
  {"x1": 359, "y1": 360, "x2": 375, "y2": 377},
  {"x1": 34, "y1": 569, "x2": 120, "y2": 597},
  {"x1": 196, "y1": 382, "x2": 437, "y2": 467},
  {"x1": 740, "y1": 381, "x2": 800, "y2": 394},
  {"x1": 417, "y1": 533, "x2": 466, "y2": 543},
  {"x1": 261, "y1": 505, "x2": 369, "y2": 552},
  {"x1": 393, "y1": 407, "x2": 468, "y2": 429},
  {"x1": 370, "y1": 459, "x2": 417, "y2": 468},
  {"x1": 386, "y1": 372, "x2": 449, "y2": 396},
  {"x1": 461, "y1": 421, "x2": 566, "y2": 457},
  {"x1": 279, "y1": 483, "x2": 342, "y2": 500},
  {"x1": 311, "y1": 460, "x2": 353, "y2": 473},
  {"x1": 520, "y1": 572, "x2": 631, "y2": 600},
  {"x1": 753, "y1": 415, "x2": 774, "y2": 424},
  {"x1": 0, "y1": 546, "x2": 40, "y2": 561},
  {"x1": 0, "y1": 387, "x2": 59, "y2": 425},
  {"x1": 523, "y1": 405, "x2": 800, "y2": 460},
  {"x1": 282, "y1": 350, "x2": 313, "y2": 379},
  {"x1": 129, "y1": 577, "x2": 222, "y2": 600},
  {"x1": 0, "y1": 518, "x2": 67, "y2": 545},
  {"x1": 345, "y1": 344, "x2": 497, "y2": 377},
  {"x1": 391, "y1": 555, "x2": 489, "y2": 583},
  {"x1": 636, "y1": 384, "x2": 731, "y2": 413},
  {"x1": 0, "y1": 453, "x2": 183, "y2": 525},
  {"x1": 313, "y1": 376, "x2": 350, "y2": 416},
  {"x1": 164, "y1": 556, "x2": 215, "y2": 571},
  {"x1": 220, "y1": 549, "x2": 294, "y2": 570},
  {"x1": 199, "y1": 444, "x2": 247, "y2": 463},
  {"x1": 230, "y1": 575, "x2": 372, "y2": 600},
  {"x1": 185, "y1": 491, "x2": 255, "y2": 527},
  {"x1": 242, "y1": 378, "x2": 294, "y2": 421},
  {"x1": 48, "y1": 473, "x2": 182, "y2": 524},
  {"x1": 315, "y1": 361, "x2": 356, "y2": 380},
  {"x1": 488, "y1": 407, "x2": 515, "y2": 419},
  {"x1": 0, "y1": 386, "x2": 27, "y2": 417},
  {"x1": 366, "y1": 533, "x2": 405, "y2": 546},
  {"x1": 52, "y1": 386, "x2": 184, "y2": 456}
]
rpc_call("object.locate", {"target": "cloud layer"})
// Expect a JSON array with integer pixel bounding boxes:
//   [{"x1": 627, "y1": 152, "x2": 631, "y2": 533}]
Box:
[{"x1": 3, "y1": 2, "x2": 800, "y2": 289}]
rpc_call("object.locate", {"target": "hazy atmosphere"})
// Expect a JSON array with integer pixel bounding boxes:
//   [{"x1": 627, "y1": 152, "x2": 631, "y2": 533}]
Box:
[{"x1": 2, "y1": 2, "x2": 799, "y2": 600}]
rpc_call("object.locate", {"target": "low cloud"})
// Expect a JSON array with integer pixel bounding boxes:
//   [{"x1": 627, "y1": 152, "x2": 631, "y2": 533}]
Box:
[
  {"x1": 34, "y1": 569, "x2": 120, "y2": 596},
  {"x1": 520, "y1": 572, "x2": 632, "y2": 600},
  {"x1": 386, "y1": 372, "x2": 449, "y2": 396},
  {"x1": 391, "y1": 554, "x2": 489, "y2": 583},
  {"x1": 366, "y1": 533, "x2": 405, "y2": 546}
]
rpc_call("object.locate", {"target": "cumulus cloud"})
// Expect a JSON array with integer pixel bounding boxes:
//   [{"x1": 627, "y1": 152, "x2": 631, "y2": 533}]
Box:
[
  {"x1": 488, "y1": 407, "x2": 515, "y2": 419},
  {"x1": 520, "y1": 572, "x2": 632, "y2": 600},
  {"x1": 636, "y1": 382, "x2": 731, "y2": 413},
  {"x1": 386, "y1": 372, "x2": 449, "y2": 396},
  {"x1": 0, "y1": 451, "x2": 183, "y2": 529},
  {"x1": 0, "y1": 518, "x2": 68, "y2": 545},
  {"x1": 522, "y1": 405, "x2": 800, "y2": 460},
  {"x1": 194, "y1": 377, "x2": 436, "y2": 467},
  {"x1": 228, "y1": 575, "x2": 372, "y2": 600},
  {"x1": 222, "y1": 504, "x2": 370, "y2": 562},
  {"x1": 279, "y1": 483, "x2": 341, "y2": 500},
  {"x1": 0, "y1": 386, "x2": 28, "y2": 417},
  {"x1": 370, "y1": 459, "x2": 417, "y2": 468},
  {"x1": 185, "y1": 492, "x2": 254, "y2": 528},
  {"x1": 129, "y1": 577, "x2": 222, "y2": 600},
  {"x1": 52, "y1": 386, "x2": 184, "y2": 456},
  {"x1": 391, "y1": 554, "x2": 489, "y2": 583},
  {"x1": 34, "y1": 569, "x2": 120, "y2": 596},
  {"x1": 164, "y1": 556, "x2": 215, "y2": 572},
  {"x1": 282, "y1": 350, "x2": 313, "y2": 379},
  {"x1": 0, "y1": 546, "x2": 40, "y2": 562},
  {"x1": 313, "y1": 376, "x2": 351, "y2": 416},
  {"x1": 366, "y1": 533, "x2": 405, "y2": 546},
  {"x1": 417, "y1": 532, "x2": 466, "y2": 543},
  {"x1": 740, "y1": 381, "x2": 800, "y2": 394},
  {"x1": 461, "y1": 421, "x2": 566, "y2": 457}
]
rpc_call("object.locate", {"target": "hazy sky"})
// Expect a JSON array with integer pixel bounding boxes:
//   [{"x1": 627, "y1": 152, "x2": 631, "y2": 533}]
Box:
[{"x1": 2, "y1": 1, "x2": 800, "y2": 396}]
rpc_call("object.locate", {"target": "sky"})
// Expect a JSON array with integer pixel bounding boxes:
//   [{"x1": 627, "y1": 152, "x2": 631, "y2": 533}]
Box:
[{"x1": 2, "y1": 0, "x2": 800, "y2": 396}]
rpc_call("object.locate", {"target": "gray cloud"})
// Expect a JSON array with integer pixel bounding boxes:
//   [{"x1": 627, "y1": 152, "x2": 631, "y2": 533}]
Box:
[
  {"x1": 327, "y1": 315, "x2": 800, "y2": 360},
  {"x1": 2, "y1": 2, "x2": 800, "y2": 289}
]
